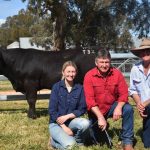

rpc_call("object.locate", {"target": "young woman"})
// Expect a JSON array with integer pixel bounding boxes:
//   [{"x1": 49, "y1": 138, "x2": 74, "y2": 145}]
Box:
[{"x1": 48, "y1": 61, "x2": 90, "y2": 150}]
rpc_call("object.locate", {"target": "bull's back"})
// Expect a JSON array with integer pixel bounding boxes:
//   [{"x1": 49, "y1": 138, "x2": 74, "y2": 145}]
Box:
[{"x1": 1, "y1": 48, "x2": 96, "y2": 91}]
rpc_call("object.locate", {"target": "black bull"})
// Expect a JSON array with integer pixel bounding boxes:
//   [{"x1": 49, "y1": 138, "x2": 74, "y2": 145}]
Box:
[{"x1": 0, "y1": 48, "x2": 96, "y2": 118}]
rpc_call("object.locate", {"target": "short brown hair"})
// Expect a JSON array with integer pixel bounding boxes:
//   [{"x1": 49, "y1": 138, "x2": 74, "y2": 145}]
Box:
[{"x1": 95, "y1": 49, "x2": 111, "y2": 61}]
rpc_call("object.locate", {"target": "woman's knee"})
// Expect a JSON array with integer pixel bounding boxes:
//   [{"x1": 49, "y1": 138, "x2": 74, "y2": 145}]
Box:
[
  {"x1": 81, "y1": 119, "x2": 90, "y2": 130},
  {"x1": 62, "y1": 139, "x2": 76, "y2": 149},
  {"x1": 71, "y1": 118, "x2": 90, "y2": 130},
  {"x1": 74, "y1": 118, "x2": 90, "y2": 130}
]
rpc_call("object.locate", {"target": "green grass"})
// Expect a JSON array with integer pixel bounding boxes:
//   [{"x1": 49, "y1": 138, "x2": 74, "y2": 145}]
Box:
[
  {"x1": 0, "y1": 80, "x2": 13, "y2": 91},
  {"x1": 0, "y1": 80, "x2": 149, "y2": 150},
  {"x1": 0, "y1": 100, "x2": 50, "y2": 150},
  {"x1": 0, "y1": 99, "x2": 148, "y2": 150}
]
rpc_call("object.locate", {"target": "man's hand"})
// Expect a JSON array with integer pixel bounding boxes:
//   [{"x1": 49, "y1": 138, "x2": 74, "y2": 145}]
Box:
[
  {"x1": 98, "y1": 116, "x2": 107, "y2": 131},
  {"x1": 137, "y1": 102, "x2": 147, "y2": 118},
  {"x1": 113, "y1": 106, "x2": 122, "y2": 121}
]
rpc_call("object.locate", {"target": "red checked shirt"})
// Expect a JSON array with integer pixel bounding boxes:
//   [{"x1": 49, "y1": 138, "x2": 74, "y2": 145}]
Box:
[{"x1": 83, "y1": 67, "x2": 128, "y2": 115}]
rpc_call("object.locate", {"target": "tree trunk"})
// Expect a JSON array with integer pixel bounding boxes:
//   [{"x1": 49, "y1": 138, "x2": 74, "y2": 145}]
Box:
[{"x1": 52, "y1": 3, "x2": 67, "y2": 51}]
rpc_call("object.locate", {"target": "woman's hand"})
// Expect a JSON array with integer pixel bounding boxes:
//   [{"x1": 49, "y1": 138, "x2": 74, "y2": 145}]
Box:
[
  {"x1": 56, "y1": 113, "x2": 76, "y2": 125},
  {"x1": 56, "y1": 115, "x2": 69, "y2": 124},
  {"x1": 60, "y1": 124, "x2": 73, "y2": 136}
]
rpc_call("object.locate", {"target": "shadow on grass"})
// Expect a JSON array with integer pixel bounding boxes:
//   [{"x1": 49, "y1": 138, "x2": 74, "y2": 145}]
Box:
[
  {"x1": 0, "y1": 108, "x2": 27, "y2": 113},
  {"x1": 136, "y1": 128, "x2": 142, "y2": 137},
  {"x1": 109, "y1": 127, "x2": 139, "y2": 148},
  {"x1": 36, "y1": 108, "x2": 48, "y2": 117},
  {"x1": 83, "y1": 126, "x2": 119, "y2": 149},
  {"x1": 0, "y1": 107, "x2": 49, "y2": 118},
  {"x1": 99, "y1": 125, "x2": 138, "y2": 148}
]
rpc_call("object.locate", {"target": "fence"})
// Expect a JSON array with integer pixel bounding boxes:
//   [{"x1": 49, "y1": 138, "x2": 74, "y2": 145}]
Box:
[
  {"x1": 111, "y1": 58, "x2": 140, "y2": 77},
  {"x1": 0, "y1": 76, "x2": 50, "y2": 101},
  {"x1": 0, "y1": 92, "x2": 50, "y2": 101}
]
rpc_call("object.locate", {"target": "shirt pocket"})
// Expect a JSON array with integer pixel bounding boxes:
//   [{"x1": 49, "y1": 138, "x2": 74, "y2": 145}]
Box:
[
  {"x1": 58, "y1": 92, "x2": 66, "y2": 104},
  {"x1": 69, "y1": 96, "x2": 79, "y2": 109}
]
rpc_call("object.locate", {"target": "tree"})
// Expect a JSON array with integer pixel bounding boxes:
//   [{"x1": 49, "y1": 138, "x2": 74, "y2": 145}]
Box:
[
  {"x1": 2, "y1": 0, "x2": 150, "y2": 51},
  {"x1": 21, "y1": 0, "x2": 150, "y2": 51},
  {"x1": 29, "y1": 17, "x2": 53, "y2": 50},
  {"x1": 0, "y1": 9, "x2": 37, "y2": 48}
]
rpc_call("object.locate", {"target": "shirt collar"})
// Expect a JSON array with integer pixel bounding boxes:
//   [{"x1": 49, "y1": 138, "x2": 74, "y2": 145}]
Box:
[
  {"x1": 92, "y1": 67, "x2": 113, "y2": 78},
  {"x1": 137, "y1": 61, "x2": 144, "y2": 71},
  {"x1": 138, "y1": 61, "x2": 150, "y2": 76},
  {"x1": 60, "y1": 79, "x2": 78, "y2": 90}
]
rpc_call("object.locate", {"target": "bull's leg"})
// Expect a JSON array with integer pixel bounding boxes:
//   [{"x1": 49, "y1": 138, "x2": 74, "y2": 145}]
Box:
[
  {"x1": 24, "y1": 79, "x2": 38, "y2": 119},
  {"x1": 25, "y1": 89, "x2": 37, "y2": 119}
]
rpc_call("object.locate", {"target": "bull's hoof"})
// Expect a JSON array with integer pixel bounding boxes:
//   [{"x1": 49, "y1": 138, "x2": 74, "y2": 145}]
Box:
[{"x1": 27, "y1": 112, "x2": 37, "y2": 119}]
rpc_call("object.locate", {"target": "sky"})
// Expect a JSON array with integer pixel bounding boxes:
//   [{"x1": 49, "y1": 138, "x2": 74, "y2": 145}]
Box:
[{"x1": 0, "y1": 0, "x2": 28, "y2": 24}]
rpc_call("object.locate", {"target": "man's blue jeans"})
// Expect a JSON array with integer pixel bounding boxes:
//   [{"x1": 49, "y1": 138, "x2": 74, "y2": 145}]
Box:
[
  {"x1": 49, "y1": 118, "x2": 90, "y2": 150},
  {"x1": 90, "y1": 102, "x2": 134, "y2": 145},
  {"x1": 143, "y1": 104, "x2": 150, "y2": 148}
]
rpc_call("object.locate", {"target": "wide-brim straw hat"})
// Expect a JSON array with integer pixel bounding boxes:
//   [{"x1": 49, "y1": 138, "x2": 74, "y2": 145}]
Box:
[{"x1": 130, "y1": 38, "x2": 150, "y2": 57}]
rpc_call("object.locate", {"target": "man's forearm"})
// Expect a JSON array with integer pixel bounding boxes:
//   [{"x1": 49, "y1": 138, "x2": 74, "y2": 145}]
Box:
[
  {"x1": 132, "y1": 94, "x2": 141, "y2": 104},
  {"x1": 117, "y1": 102, "x2": 125, "y2": 109},
  {"x1": 143, "y1": 98, "x2": 150, "y2": 107},
  {"x1": 91, "y1": 106, "x2": 104, "y2": 119}
]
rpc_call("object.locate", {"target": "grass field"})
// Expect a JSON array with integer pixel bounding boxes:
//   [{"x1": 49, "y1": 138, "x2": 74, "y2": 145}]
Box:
[
  {"x1": 0, "y1": 81, "x2": 13, "y2": 91},
  {"x1": 0, "y1": 81, "x2": 149, "y2": 150}
]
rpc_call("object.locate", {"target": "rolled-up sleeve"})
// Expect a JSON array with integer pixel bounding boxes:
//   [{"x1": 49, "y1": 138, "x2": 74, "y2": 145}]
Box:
[{"x1": 129, "y1": 67, "x2": 138, "y2": 96}]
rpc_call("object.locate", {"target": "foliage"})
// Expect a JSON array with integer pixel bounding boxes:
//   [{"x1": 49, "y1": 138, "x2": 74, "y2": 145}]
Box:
[
  {"x1": 0, "y1": 9, "x2": 37, "y2": 48},
  {"x1": 132, "y1": 0, "x2": 150, "y2": 38},
  {"x1": 1, "y1": 0, "x2": 150, "y2": 51},
  {"x1": 30, "y1": 17, "x2": 53, "y2": 50},
  {"x1": 21, "y1": 0, "x2": 150, "y2": 51}
]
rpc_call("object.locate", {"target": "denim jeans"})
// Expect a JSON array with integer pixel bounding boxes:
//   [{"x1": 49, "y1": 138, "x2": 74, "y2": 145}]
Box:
[
  {"x1": 49, "y1": 118, "x2": 90, "y2": 150},
  {"x1": 143, "y1": 105, "x2": 150, "y2": 148},
  {"x1": 90, "y1": 102, "x2": 134, "y2": 145}
]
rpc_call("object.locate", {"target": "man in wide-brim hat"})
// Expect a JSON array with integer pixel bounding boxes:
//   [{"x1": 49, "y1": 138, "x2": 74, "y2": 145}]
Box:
[
  {"x1": 130, "y1": 38, "x2": 150, "y2": 57},
  {"x1": 129, "y1": 38, "x2": 150, "y2": 148}
]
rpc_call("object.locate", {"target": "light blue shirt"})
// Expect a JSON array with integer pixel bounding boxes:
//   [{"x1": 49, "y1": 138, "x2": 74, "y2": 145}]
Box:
[{"x1": 129, "y1": 61, "x2": 150, "y2": 102}]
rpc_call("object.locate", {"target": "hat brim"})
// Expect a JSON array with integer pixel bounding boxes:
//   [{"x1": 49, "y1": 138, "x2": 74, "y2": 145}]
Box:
[
  {"x1": 130, "y1": 50, "x2": 142, "y2": 57},
  {"x1": 132, "y1": 46, "x2": 150, "y2": 50},
  {"x1": 130, "y1": 47, "x2": 150, "y2": 57}
]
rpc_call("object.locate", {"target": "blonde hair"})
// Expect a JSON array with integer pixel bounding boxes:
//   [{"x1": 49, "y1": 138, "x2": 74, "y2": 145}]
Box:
[{"x1": 61, "y1": 61, "x2": 78, "y2": 80}]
